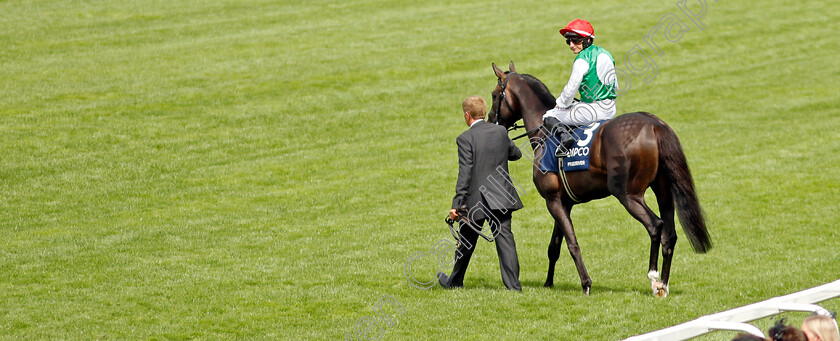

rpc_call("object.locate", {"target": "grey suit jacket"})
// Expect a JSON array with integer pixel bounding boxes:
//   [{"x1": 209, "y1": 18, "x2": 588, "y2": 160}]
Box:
[{"x1": 452, "y1": 120, "x2": 523, "y2": 215}]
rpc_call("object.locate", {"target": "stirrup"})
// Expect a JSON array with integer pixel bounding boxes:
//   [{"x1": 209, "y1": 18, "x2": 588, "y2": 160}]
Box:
[{"x1": 555, "y1": 146, "x2": 569, "y2": 158}]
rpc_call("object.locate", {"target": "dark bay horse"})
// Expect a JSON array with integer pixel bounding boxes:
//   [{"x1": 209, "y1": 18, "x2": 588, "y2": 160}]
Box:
[{"x1": 488, "y1": 61, "x2": 711, "y2": 296}]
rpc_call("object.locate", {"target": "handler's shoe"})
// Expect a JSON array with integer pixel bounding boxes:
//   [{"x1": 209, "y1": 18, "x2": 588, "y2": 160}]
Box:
[{"x1": 437, "y1": 272, "x2": 455, "y2": 289}]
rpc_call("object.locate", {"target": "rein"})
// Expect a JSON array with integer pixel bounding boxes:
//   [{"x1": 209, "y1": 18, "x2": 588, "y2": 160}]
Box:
[
  {"x1": 445, "y1": 216, "x2": 495, "y2": 247},
  {"x1": 509, "y1": 123, "x2": 544, "y2": 141}
]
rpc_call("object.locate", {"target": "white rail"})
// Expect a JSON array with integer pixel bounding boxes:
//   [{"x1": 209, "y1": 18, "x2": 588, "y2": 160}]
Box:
[{"x1": 624, "y1": 279, "x2": 840, "y2": 341}]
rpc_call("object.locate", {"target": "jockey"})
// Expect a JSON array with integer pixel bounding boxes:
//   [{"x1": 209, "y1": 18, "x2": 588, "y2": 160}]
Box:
[{"x1": 543, "y1": 19, "x2": 618, "y2": 157}]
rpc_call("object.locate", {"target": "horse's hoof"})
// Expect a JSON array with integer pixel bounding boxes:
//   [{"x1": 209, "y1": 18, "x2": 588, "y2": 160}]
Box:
[
  {"x1": 652, "y1": 282, "x2": 669, "y2": 297},
  {"x1": 583, "y1": 286, "x2": 591, "y2": 295},
  {"x1": 543, "y1": 281, "x2": 554, "y2": 288}
]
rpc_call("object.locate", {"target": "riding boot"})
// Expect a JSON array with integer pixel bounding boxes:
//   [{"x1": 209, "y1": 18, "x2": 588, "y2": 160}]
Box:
[{"x1": 543, "y1": 117, "x2": 575, "y2": 157}]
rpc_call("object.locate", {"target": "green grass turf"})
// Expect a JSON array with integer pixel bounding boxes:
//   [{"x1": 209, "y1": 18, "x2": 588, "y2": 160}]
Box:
[{"x1": 1, "y1": 0, "x2": 839, "y2": 339}]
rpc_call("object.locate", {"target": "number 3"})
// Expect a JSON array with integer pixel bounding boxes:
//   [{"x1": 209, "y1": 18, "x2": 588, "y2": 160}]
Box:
[{"x1": 577, "y1": 122, "x2": 601, "y2": 147}]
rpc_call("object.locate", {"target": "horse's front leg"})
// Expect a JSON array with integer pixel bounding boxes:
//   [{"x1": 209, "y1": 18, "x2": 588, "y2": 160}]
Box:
[
  {"x1": 545, "y1": 197, "x2": 591, "y2": 294},
  {"x1": 544, "y1": 220, "x2": 563, "y2": 288}
]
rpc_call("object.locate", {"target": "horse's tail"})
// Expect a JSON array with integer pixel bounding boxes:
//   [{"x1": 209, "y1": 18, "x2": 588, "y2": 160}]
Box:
[{"x1": 655, "y1": 123, "x2": 713, "y2": 253}]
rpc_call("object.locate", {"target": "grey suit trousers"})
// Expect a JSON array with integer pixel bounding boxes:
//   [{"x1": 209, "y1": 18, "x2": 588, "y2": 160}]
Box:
[{"x1": 445, "y1": 209, "x2": 521, "y2": 291}]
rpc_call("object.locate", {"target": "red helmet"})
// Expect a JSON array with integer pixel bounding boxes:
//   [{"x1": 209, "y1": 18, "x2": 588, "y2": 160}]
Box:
[{"x1": 559, "y1": 19, "x2": 594, "y2": 38}]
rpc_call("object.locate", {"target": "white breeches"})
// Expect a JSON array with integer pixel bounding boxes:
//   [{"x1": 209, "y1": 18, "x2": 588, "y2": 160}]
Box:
[{"x1": 543, "y1": 99, "x2": 617, "y2": 126}]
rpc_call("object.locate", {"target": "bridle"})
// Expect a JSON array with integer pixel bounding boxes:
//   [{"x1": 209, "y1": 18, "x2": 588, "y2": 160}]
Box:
[
  {"x1": 491, "y1": 72, "x2": 542, "y2": 141},
  {"x1": 489, "y1": 72, "x2": 516, "y2": 127}
]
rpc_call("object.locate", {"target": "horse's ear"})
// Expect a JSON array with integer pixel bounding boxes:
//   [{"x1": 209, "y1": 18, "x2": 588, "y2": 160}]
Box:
[
  {"x1": 509, "y1": 61, "x2": 516, "y2": 73},
  {"x1": 492, "y1": 63, "x2": 505, "y2": 79}
]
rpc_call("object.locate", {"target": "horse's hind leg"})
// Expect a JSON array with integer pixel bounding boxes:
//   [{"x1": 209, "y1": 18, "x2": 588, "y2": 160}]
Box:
[
  {"x1": 607, "y1": 156, "x2": 666, "y2": 296},
  {"x1": 651, "y1": 173, "x2": 677, "y2": 295},
  {"x1": 618, "y1": 192, "x2": 667, "y2": 296}
]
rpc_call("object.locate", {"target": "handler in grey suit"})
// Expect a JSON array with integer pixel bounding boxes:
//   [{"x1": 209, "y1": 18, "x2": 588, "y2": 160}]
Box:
[{"x1": 438, "y1": 95, "x2": 524, "y2": 291}]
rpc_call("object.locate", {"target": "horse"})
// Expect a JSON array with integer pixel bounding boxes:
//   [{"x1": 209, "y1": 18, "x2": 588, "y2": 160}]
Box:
[{"x1": 488, "y1": 61, "x2": 711, "y2": 296}]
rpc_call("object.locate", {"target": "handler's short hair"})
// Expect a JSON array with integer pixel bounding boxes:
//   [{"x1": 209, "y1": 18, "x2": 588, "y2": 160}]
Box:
[{"x1": 462, "y1": 95, "x2": 486, "y2": 119}]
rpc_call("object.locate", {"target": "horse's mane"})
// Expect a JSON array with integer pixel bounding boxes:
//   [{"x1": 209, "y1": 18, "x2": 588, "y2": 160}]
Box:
[{"x1": 519, "y1": 73, "x2": 556, "y2": 109}]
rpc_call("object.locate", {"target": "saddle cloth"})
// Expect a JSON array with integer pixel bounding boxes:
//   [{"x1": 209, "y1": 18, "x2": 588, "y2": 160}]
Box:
[{"x1": 538, "y1": 120, "x2": 607, "y2": 173}]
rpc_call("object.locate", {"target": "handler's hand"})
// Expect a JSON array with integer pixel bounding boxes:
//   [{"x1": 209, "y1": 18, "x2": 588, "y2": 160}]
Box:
[{"x1": 449, "y1": 209, "x2": 459, "y2": 221}]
